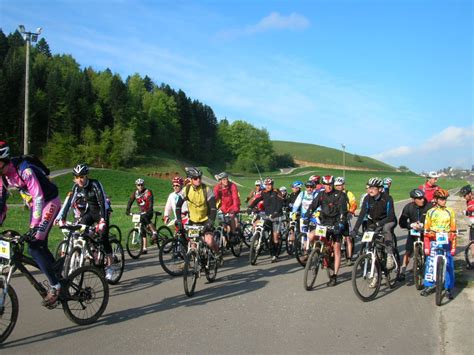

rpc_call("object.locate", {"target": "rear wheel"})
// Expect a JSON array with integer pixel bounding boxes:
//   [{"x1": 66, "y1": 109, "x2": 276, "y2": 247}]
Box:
[
  {"x1": 107, "y1": 239, "x2": 125, "y2": 285},
  {"x1": 126, "y1": 228, "x2": 143, "y2": 259},
  {"x1": 465, "y1": 240, "x2": 474, "y2": 269},
  {"x1": 183, "y1": 250, "x2": 198, "y2": 297},
  {"x1": 108, "y1": 225, "x2": 122, "y2": 243},
  {"x1": 0, "y1": 281, "x2": 19, "y2": 344},
  {"x1": 352, "y1": 253, "x2": 381, "y2": 302},
  {"x1": 295, "y1": 233, "x2": 309, "y2": 267},
  {"x1": 435, "y1": 256, "x2": 445, "y2": 306},
  {"x1": 242, "y1": 223, "x2": 253, "y2": 248},
  {"x1": 55, "y1": 240, "x2": 68, "y2": 260},
  {"x1": 386, "y1": 248, "x2": 400, "y2": 288},
  {"x1": 413, "y1": 245, "x2": 424, "y2": 290},
  {"x1": 303, "y1": 248, "x2": 321, "y2": 290},
  {"x1": 205, "y1": 250, "x2": 218, "y2": 282},
  {"x1": 62, "y1": 266, "x2": 109, "y2": 325},
  {"x1": 249, "y1": 232, "x2": 261, "y2": 265},
  {"x1": 156, "y1": 225, "x2": 173, "y2": 247},
  {"x1": 159, "y1": 238, "x2": 187, "y2": 276}
]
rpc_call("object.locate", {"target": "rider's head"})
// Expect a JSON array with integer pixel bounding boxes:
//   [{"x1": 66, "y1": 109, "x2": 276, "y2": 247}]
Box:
[
  {"x1": 263, "y1": 178, "x2": 273, "y2": 192},
  {"x1": 172, "y1": 176, "x2": 184, "y2": 191},
  {"x1": 460, "y1": 185, "x2": 472, "y2": 200},
  {"x1": 409, "y1": 188, "x2": 425, "y2": 207},
  {"x1": 185, "y1": 167, "x2": 202, "y2": 187},
  {"x1": 321, "y1": 175, "x2": 334, "y2": 193},
  {"x1": 72, "y1": 163, "x2": 89, "y2": 187},
  {"x1": 434, "y1": 188, "x2": 449, "y2": 206},
  {"x1": 427, "y1": 171, "x2": 440, "y2": 186},
  {"x1": 279, "y1": 186, "x2": 287, "y2": 196},
  {"x1": 0, "y1": 141, "x2": 10, "y2": 175},
  {"x1": 334, "y1": 177, "x2": 345, "y2": 191},
  {"x1": 216, "y1": 172, "x2": 229, "y2": 186},
  {"x1": 255, "y1": 180, "x2": 262, "y2": 190},
  {"x1": 367, "y1": 177, "x2": 383, "y2": 197},
  {"x1": 135, "y1": 178, "x2": 145, "y2": 192}
]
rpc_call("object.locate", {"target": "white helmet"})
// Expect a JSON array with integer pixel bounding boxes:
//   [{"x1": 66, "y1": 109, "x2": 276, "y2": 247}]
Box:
[
  {"x1": 135, "y1": 178, "x2": 145, "y2": 185},
  {"x1": 73, "y1": 164, "x2": 89, "y2": 176},
  {"x1": 279, "y1": 186, "x2": 287, "y2": 193},
  {"x1": 0, "y1": 141, "x2": 9, "y2": 160},
  {"x1": 255, "y1": 180, "x2": 262, "y2": 186},
  {"x1": 334, "y1": 177, "x2": 345, "y2": 186}
]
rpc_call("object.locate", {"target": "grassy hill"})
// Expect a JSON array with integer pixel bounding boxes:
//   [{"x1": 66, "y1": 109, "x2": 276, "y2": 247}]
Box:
[{"x1": 272, "y1": 140, "x2": 396, "y2": 171}]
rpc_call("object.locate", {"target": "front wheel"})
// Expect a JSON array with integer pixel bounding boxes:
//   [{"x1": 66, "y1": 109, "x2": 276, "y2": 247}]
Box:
[
  {"x1": 413, "y1": 245, "x2": 424, "y2": 290},
  {"x1": 183, "y1": 250, "x2": 199, "y2": 297},
  {"x1": 285, "y1": 229, "x2": 296, "y2": 256},
  {"x1": 242, "y1": 223, "x2": 253, "y2": 248},
  {"x1": 108, "y1": 224, "x2": 122, "y2": 243},
  {"x1": 295, "y1": 233, "x2": 309, "y2": 267},
  {"x1": 67, "y1": 247, "x2": 84, "y2": 276},
  {"x1": 465, "y1": 240, "x2": 474, "y2": 269},
  {"x1": 62, "y1": 266, "x2": 109, "y2": 325},
  {"x1": 0, "y1": 281, "x2": 19, "y2": 344},
  {"x1": 205, "y1": 250, "x2": 218, "y2": 282},
  {"x1": 126, "y1": 228, "x2": 143, "y2": 259},
  {"x1": 231, "y1": 237, "x2": 243, "y2": 257},
  {"x1": 249, "y1": 232, "x2": 262, "y2": 265},
  {"x1": 303, "y1": 248, "x2": 321, "y2": 290},
  {"x1": 107, "y1": 239, "x2": 125, "y2": 285},
  {"x1": 55, "y1": 240, "x2": 68, "y2": 260},
  {"x1": 157, "y1": 225, "x2": 174, "y2": 247},
  {"x1": 159, "y1": 237, "x2": 187, "y2": 276},
  {"x1": 435, "y1": 256, "x2": 445, "y2": 306},
  {"x1": 352, "y1": 253, "x2": 381, "y2": 302}
]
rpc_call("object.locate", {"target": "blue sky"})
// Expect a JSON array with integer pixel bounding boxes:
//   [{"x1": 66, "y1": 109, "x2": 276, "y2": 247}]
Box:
[{"x1": 1, "y1": 0, "x2": 472, "y2": 172}]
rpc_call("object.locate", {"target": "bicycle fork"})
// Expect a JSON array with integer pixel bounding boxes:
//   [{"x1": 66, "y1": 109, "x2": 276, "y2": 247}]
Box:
[{"x1": 363, "y1": 251, "x2": 376, "y2": 279}]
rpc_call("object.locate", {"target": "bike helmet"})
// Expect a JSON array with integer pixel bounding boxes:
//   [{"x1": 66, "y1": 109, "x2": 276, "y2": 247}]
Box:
[
  {"x1": 409, "y1": 188, "x2": 425, "y2": 199},
  {"x1": 305, "y1": 180, "x2": 315, "y2": 188},
  {"x1": 334, "y1": 177, "x2": 345, "y2": 186},
  {"x1": 322, "y1": 175, "x2": 334, "y2": 185},
  {"x1": 460, "y1": 185, "x2": 472, "y2": 196},
  {"x1": 263, "y1": 177, "x2": 273, "y2": 185},
  {"x1": 428, "y1": 171, "x2": 440, "y2": 179},
  {"x1": 172, "y1": 176, "x2": 184, "y2": 186},
  {"x1": 434, "y1": 188, "x2": 449, "y2": 199},
  {"x1": 135, "y1": 178, "x2": 145, "y2": 185},
  {"x1": 279, "y1": 186, "x2": 287, "y2": 193},
  {"x1": 309, "y1": 175, "x2": 321, "y2": 184},
  {"x1": 367, "y1": 177, "x2": 383, "y2": 187},
  {"x1": 215, "y1": 172, "x2": 228, "y2": 181},
  {"x1": 0, "y1": 141, "x2": 10, "y2": 160},
  {"x1": 72, "y1": 163, "x2": 89, "y2": 176},
  {"x1": 292, "y1": 180, "x2": 304, "y2": 189},
  {"x1": 185, "y1": 167, "x2": 202, "y2": 178},
  {"x1": 255, "y1": 179, "x2": 262, "y2": 186}
]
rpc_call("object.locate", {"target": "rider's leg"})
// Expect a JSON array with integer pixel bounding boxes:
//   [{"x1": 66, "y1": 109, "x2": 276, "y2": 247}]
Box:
[
  {"x1": 382, "y1": 222, "x2": 396, "y2": 269},
  {"x1": 334, "y1": 241, "x2": 341, "y2": 275}
]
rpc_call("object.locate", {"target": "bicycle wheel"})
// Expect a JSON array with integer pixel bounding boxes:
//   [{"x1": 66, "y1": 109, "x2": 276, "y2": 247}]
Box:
[
  {"x1": 326, "y1": 254, "x2": 335, "y2": 279},
  {"x1": 159, "y1": 237, "x2": 186, "y2": 276},
  {"x1": 205, "y1": 250, "x2": 218, "y2": 282},
  {"x1": 285, "y1": 229, "x2": 296, "y2": 256},
  {"x1": 386, "y1": 248, "x2": 400, "y2": 289},
  {"x1": 107, "y1": 239, "x2": 125, "y2": 285},
  {"x1": 249, "y1": 232, "x2": 262, "y2": 265},
  {"x1": 231, "y1": 236, "x2": 243, "y2": 257},
  {"x1": 62, "y1": 266, "x2": 109, "y2": 325},
  {"x1": 303, "y1": 248, "x2": 321, "y2": 290},
  {"x1": 183, "y1": 250, "x2": 198, "y2": 297},
  {"x1": 0, "y1": 281, "x2": 19, "y2": 344},
  {"x1": 157, "y1": 225, "x2": 173, "y2": 241},
  {"x1": 352, "y1": 253, "x2": 381, "y2": 302},
  {"x1": 68, "y1": 247, "x2": 84, "y2": 276},
  {"x1": 241, "y1": 223, "x2": 253, "y2": 248},
  {"x1": 295, "y1": 233, "x2": 309, "y2": 267},
  {"x1": 413, "y1": 245, "x2": 425, "y2": 290},
  {"x1": 464, "y1": 241, "x2": 474, "y2": 269},
  {"x1": 126, "y1": 228, "x2": 143, "y2": 259},
  {"x1": 55, "y1": 240, "x2": 68, "y2": 260},
  {"x1": 435, "y1": 256, "x2": 445, "y2": 306},
  {"x1": 108, "y1": 224, "x2": 122, "y2": 243}
]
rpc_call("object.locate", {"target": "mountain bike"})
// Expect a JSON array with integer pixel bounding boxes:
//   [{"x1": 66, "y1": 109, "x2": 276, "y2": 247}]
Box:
[
  {"x1": 464, "y1": 220, "x2": 474, "y2": 269},
  {"x1": 248, "y1": 213, "x2": 277, "y2": 265},
  {"x1": 240, "y1": 213, "x2": 254, "y2": 248},
  {"x1": 294, "y1": 218, "x2": 318, "y2": 267},
  {"x1": 0, "y1": 228, "x2": 109, "y2": 343},
  {"x1": 411, "y1": 230, "x2": 425, "y2": 290},
  {"x1": 303, "y1": 225, "x2": 336, "y2": 290},
  {"x1": 215, "y1": 212, "x2": 244, "y2": 258},
  {"x1": 283, "y1": 219, "x2": 298, "y2": 256},
  {"x1": 351, "y1": 230, "x2": 400, "y2": 302},
  {"x1": 126, "y1": 211, "x2": 172, "y2": 259},
  {"x1": 183, "y1": 225, "x2": 218, "y2": 297},
  {"x1": 159, "y1": 226, "x2": 188, "y2": 277}
]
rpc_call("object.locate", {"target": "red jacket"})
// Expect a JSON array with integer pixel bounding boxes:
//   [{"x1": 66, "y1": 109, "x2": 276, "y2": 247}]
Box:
[
  {"x1": 214, "y1": 182, "x2": 240, "y2": 214},
  {"x1": 466, "y1": 198, "x2": 474, "y2": 217},
  {"x1": 419, "y1": 182, "x2": 439, "y2": 203}
]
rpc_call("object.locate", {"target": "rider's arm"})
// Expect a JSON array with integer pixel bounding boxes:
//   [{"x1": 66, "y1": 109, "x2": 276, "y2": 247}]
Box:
[
  {"x1": 230, "y1": 183, "x2": 241, "y2": 213},
  {"x1": 126, "y1": 192, "x2": 135, "y2": 214},
  {"x1": 398, "y1": 204, "x2": 411, "y2": 229},
  {"x1": 146, "y1": 189, "x2": 154, "y2": 212},
  {"x1": 92, "y1": 180, "x2": 108, "y2": 220},
  {"x1": 291, "y1": 191, "x2": 303, "y2": 214},
  {"x1": 22, "y1": 167, "x2": 45, "y2": 227},
  {"x1": 164, "y1": 193, "x2": 174, "y2": 219},
  {"x1": 206, "y1": 186, "x2": 217, "y2": 223},
  {"x1": 338, "y1": 193, "x2": 348, "y2": 223},
  {"x1": 248, "y1": 193, "x2": 263, "y2": 210},
  {"x1": 352, "y1": 195, "x2": 369, "y2": 233},
  {"x1": 304, "y1": 193, "x2": 321, "y2": 219},
  {"x1": 377, "y1": 196, "x2": 396, "y2": 226}
]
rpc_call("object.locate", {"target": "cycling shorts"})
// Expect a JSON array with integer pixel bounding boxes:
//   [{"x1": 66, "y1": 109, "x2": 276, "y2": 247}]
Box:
[{"x1": 140, "y1": 211, "x2": 154, "y2": 226}]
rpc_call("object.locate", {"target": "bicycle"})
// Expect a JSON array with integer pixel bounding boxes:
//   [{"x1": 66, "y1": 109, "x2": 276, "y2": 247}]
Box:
[
  {"x1": 411, "y1": 229, "x2": 425, "y2": 290},
  {"x1": 294, "y1": 218, "x2": 318, "y2": 267},
  {"x1": 351, "y1": 230, "x2": 400, "y2": 302},
  {"x1": 240, "y1": 213, "x2": 254, "y2": 248},
  {"x1": 126, "y1": 211, "x2": 173, "y2": 259},
  {"x1": 283, "y1": 218, "x2": 298, "y2": 256},
  {"x1": 159, "y1": 224, "x2": 188, "y2": 277},
  {"x1": 464, "y1": 220, "x2": 474, "y2": 269},
  {"x1": 182, "y1": 225, "x2": 218, "y2": 297},
  {"x1": 0, "y1": 228, "x2": 109, "y2": 343},
  {"x1": 215, "y1": 212, "x2": 244, "y2": 258},
  {"x1": 248, "y1": 213, "x2": 275, "y2": 265},
  {"x1": 303, "y1": 225, "x2": 336, "y2": 290}
]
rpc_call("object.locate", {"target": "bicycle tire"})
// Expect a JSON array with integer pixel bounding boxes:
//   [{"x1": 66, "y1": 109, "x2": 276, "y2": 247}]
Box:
[
  {"x1": 435, "y1": 256, "x2": 445, "y2": 306},
  {"x1": 285, "y1": 229, "x2": 296, "y2": 256},
  {"x1": 126, "y1": 228, "x2": 143, "y2": 259},
  {"x1": 183, "y1": 250, "x2": 198, "y2": 297},
  {"x1": 413, "y1": 245, "x2": 425, "y2": 290},
  {"x1": 157, "y1": 225, "x2": 173, "y2": 240},
  {"x1": 303, "y1": 247, "x2": 321, "y2": 290},
  {"x1": 205, "y1": 250, "x2": 218, "y2": 282},
  {"x1": 108, "y1": 224, "x2": 122, "y2": 243},
  {"x1": 242, "y1": 223, "x2": 253, "y2": 248},
  {"x1": 55, "y1": 240, "x2": 68, "y2": 260},
  {"x1": 159, "y1": 238, "x2": 186, "y2": 276},
  {"x1": 464, "y1": 240, "x2": 474, "y2": 269},
  {"x1": 295, "y1": 233, "x2": 309, "y2": 267},
  {"x1": 352, "y1": 253, "x2": 381, "y2": 302},
  {"x1": 386, "y1": 248, "x2": 400, "y2": 289},
  {"x1": 249, "y1": 232, "x2": 261, "y2": 265},
  {"x1": 0, "y1": 281, "x2": 19, "y2": 344},
  {"x1": 231, "y1": 237, "x2": 243, "y2": 257},
  {"x1": 62, "y1": 266, "x2": 109, "y2": 325},
  {"x1": 107, "y1": 239, "x2": 125, "y2": 285}
]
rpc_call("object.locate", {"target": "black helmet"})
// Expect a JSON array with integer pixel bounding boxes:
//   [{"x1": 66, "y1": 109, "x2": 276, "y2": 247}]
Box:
[
  {"x1": 185, "y1": 167, "x2": 202, "y2": 179},
  {"x1": 73, "y1": 163, "x2": 89, "y2": 176},
  {"x1": 460, "y1": 185, "x2": 472, "y2": 196},
  {"x1": 409, "y1": 188, "x2": 425, "y2": 199},
  {"x1": 0, "y1": 141, "x2": 10, "y2": 160},
  {"x1": 367, "y1": 177, "x2": 383, "y2": 188},
  {"x1": 215, "y1": 172, "x2": 228, "y2": 181}
]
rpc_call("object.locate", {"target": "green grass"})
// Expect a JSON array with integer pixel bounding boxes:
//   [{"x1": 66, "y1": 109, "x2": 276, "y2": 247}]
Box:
[{"x1": 272, "y1": 140, "x2": 396, "y2": 171}]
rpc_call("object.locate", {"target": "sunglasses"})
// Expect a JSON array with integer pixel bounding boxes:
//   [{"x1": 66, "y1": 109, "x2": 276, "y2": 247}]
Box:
[
  {"x1": 74, "y1": 175, "x2": 86, "y2": 179},
  {"x1": 192, "y1": 177, "x2": 201, "y2": 180},
  {"x1": 172, "y1": 184, "x2": 181, "y2": 188},
  {"x1": 136, "y1": 184, "x2": 144, "y2": 186}
]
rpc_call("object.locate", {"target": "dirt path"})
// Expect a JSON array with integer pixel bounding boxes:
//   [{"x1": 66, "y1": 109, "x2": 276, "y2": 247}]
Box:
[{"x1": 294, "y1": 159, "x2": 388, "y2": 172}]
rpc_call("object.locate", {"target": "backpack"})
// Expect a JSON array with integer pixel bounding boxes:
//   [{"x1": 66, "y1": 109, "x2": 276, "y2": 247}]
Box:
[{"x1": 13, "y1": 155, "x2": 50, "y2": 177}]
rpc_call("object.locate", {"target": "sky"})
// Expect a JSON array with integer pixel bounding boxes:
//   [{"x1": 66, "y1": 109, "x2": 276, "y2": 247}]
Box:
[{"x1": 1, "y1": 0, "x2": 472, "y2": 173}]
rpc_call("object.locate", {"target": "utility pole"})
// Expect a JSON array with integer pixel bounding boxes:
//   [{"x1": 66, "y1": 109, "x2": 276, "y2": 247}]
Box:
[{"x1": 341, "y1": 144, "x2": 346, "y2": 179}]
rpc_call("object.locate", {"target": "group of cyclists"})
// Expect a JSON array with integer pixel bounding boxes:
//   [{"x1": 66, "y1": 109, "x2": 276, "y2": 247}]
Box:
[{"x1": 0, "y1": 138, "x2": 471, "y2": 308}]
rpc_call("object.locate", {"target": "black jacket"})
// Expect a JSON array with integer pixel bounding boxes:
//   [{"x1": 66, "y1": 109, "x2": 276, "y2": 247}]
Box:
[
  {"x1": 248, "y1": 189, "x2": 284, "y2": 217},
  {"x1": 305, "y1": 189, "x2": 348, "y2": 225},
  {"x1": 399, "y1": 200, "x2": 434, "y2": 229},
  {"x1": 353, "y1": 192, "x2": 395, "y2": 232}
]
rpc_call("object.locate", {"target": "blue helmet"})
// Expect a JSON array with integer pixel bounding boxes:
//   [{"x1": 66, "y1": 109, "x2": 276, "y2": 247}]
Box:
[{"x1": 292, "y1": 180, "x2": 304, "y2": 189}]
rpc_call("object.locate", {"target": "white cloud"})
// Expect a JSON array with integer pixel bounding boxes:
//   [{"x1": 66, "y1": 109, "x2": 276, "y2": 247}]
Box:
[{"x1": 217, "y1": 12, "x2": 310, "y2": 39}]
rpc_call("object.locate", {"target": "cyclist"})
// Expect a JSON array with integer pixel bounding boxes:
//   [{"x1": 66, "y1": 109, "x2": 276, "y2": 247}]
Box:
[
  {"x1": 279, "y1": 186, "x2": 289, "y2": 211},
  {"x1": 383, "y1": 177, "x2": 392, "y2": 195},
  {"x1": 421, "y1": 189, "x2": 456, "y2": 299},
  {"x1": 163, "y1": 176, "x2": 188, "y2": 225},
  {"x1": 247, "y1": 177, "x2": 285, "y2": 262},
  {"x1": 0, "y1": 141, "x2": 62, "y2": 306},
  {"x1": 246, "y1": 180, "x2": 264, "y2": 213},
  {"x1": 334, "y1": 177, "x2": 357, "y2": 265},
  {"x1": 175, "y1": 167, "x2": 221, "y2": 263},
  {"x1": 419, "y1": 171, "x2": 441, "y2": 203},
  {"x1": 309, "y1": 175, "x2": 323, "y2": 191},
  {"x1": 56, "y1": 164, "x2": 113, "y2": 280},
  {"x1": 351, "y1": 177, "x2": 397, "y2": 270},
  {"x1": 214, "y1": 172, "x2": 241, "y2": 241},
  {"x1": 125, "y1": 178, "x2": 158, "y2": 254},
  {"x1": 289, "y1": 181, "x2": 303, "y2": 209},
  {"x1": 304, "y1": 175, "x2": 348, "y2": 286},
  {"x1": 398, "y1": 189, "x2": 434, "y2": 281},
  {"x1": 290, "y1": 180, "x2": 319, "y2": 248}
]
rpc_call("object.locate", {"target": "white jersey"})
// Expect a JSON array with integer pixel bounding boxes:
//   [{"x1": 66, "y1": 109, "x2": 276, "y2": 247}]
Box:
[
  {"x1": 164, "y1": 191, "x2": 188, "y2": 220},
  {"x1": 292, "y1": 190, "x2": 318, "y2": 215}
]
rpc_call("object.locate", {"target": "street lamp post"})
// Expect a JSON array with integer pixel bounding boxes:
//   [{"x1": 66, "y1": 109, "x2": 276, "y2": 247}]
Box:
[
  {"x1": 341, "y1": 144, "x2": 346, "y2": 179},
  {"x1": 18, "y1": 25, "x2": 42, "y2": 155}
]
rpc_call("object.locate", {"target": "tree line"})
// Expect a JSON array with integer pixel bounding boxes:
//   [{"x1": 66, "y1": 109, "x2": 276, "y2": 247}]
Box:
[{"x1": 0, "y1": 29, "x2": 293, "y2": 172}]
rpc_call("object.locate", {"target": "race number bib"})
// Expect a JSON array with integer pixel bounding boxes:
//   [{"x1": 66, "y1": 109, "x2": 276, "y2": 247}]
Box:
[
  {"x1": 0, "y1": 240, "x2": 11, "y2": 259},
  {"x1": 362, "y1": 231, "x2": 375, "y2": 242},
  {"x1": 410, "y1": 229, "x2": 421, "y2": 237},
  {"x1": 315, "y1": 225, "x2": 327, "y2": 238},
  {"x1": 436, "y1": 232, "x2": 448, "y2": 245},
  {"x1": 132, "y1": 214, "x2": 141, "y2": 223}
]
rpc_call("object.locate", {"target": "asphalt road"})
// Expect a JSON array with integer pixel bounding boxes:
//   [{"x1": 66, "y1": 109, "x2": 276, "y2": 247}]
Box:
[{"x1": 1, "y1": 199, "x2": 471, "y2": 354}]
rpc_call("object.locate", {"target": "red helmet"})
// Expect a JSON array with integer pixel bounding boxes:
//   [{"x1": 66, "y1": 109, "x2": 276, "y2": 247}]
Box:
[
  {"x1": 322, "y1": 175, "x2": 334, "y2": 185},
  {"x1": 434, "y1": 188, "x2": 449, "y2": 199},
  {"x1": 309, "y1": 175, "x2": 320, "y2": 184},
  {"x1": 172, "y1": 176, "x2": 184, "y2": 186},
  {"x1": 263, "y1": 178, "x2": 273, "y2": 185}
]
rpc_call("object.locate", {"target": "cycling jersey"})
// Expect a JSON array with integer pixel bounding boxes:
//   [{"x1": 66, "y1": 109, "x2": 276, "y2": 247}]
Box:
[
  {"x1": 292, "y1": 190, "x2": 318, "y2": 216},
  {"x1": 248, "y1": 189, "x2": 284, "y2": 217},
  {"x1": 399, "y1": 200, "x2": 434, "y2": 230},
  {"x1": 419, "y1": 182, "x2": 440, "y2": 203},
  {"x1": 305, "y1": 189, "x2": 348, "y2": 226},
  {"x1": 176, "y1": 183, "x2": 216, "y2": 223},
  {"x1": 466, "y1": 198, "x2": 474, "y2": 217},
  {"x1": 126, "y1": 188, "x2": 154, "y2": 214},
  {"x1": 345, "y1": 190, "x2": 357, "y2": 214},
  {"x1": 164, "y1": 190, "x2": 188, "y2": 220},
  {"x1": 353, "y1": 192, "x2": 395, "y2": 232},
  {"x1": 424, "y1": 206, "x2": 456, "y2": 233},
  {"x1": 214, "y1": 182, "x2": 240, "y2": 214}
]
